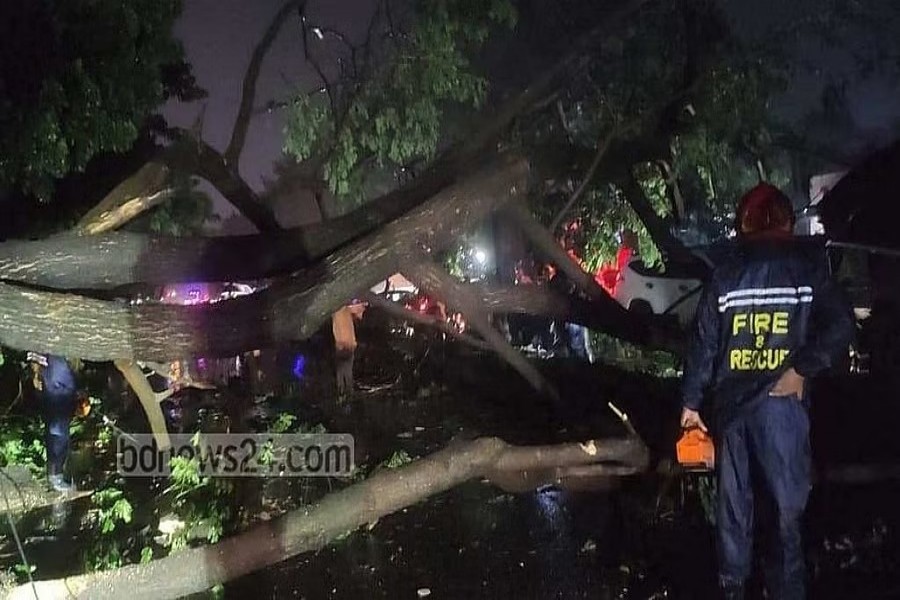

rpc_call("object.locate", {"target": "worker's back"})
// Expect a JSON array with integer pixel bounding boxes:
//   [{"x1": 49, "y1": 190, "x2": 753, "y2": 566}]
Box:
[{"x1": 685, "y1": 237, "x2": 852, "y2": 425}]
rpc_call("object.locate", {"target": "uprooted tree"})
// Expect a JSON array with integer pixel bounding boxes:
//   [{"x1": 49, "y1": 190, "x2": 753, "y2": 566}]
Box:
[{"x1": 4, "y1": 0, "x2": 900, "y2": 596}]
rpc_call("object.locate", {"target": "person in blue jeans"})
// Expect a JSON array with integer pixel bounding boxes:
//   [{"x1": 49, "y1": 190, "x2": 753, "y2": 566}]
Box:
[
  {"x1": 28, "y1": 352, "x2": 78, "y2": 492},
  {"x1": 680, "y1": 184, "x2": 855, "y2": 599}
]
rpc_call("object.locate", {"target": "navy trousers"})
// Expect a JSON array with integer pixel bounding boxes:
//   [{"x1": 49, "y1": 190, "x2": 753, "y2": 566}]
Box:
[
  {"x1": 40, "y1": 389, "x2": 76, "y2": 476},
  {"x1": 716, "y1": 394, "x2": 811, "y2": 599}
]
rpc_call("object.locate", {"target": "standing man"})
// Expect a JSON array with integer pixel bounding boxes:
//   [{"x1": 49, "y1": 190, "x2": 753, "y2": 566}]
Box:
[
  {"x1": 680, "y1": 183, "x2": 855, "y2": 599},
  {"x1": 28, "y1": 352, "x2": 78, "y2": 492}
]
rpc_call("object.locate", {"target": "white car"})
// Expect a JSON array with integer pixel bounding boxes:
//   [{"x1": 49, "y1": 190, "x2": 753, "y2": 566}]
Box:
[{"x1": 613, "y1": 255, "x2": 711, "y2": 326}]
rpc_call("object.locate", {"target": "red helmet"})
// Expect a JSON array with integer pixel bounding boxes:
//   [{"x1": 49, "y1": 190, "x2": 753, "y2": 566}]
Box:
[{"x1": 735, "y1": 183, "x2": 795, "y2": 238}]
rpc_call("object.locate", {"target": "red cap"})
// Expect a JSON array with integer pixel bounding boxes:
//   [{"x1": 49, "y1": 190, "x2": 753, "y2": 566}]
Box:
[{"x1": 735, "y1": 183, "x2": 795, "y2": 238}]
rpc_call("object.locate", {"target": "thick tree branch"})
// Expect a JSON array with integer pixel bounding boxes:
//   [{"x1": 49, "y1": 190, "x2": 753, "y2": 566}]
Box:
[
  {"x1": 74, "y1": 162, "x2": 174, "y2": 235},
  {"x1": 7, "y1": 435, "x2": 647, "y2": 600},
  {"x1": 223, "y1": 0, "x2": 302, "y2": 165},
  {"x1": 113, "y1": 359, "x2": 172, "y2": 449},
  {"x1": 166, "y1": 134, "x2": 282, "y2": 232},
  {"x1": 474, "y1": 283, "x2": 679, "y2": 350},
  {"x1": 0, "y1": 158, "x2": 528, "y2": 361},
  {"x1": 502, "y1": 203, "x2": 685, "y2": 350}
]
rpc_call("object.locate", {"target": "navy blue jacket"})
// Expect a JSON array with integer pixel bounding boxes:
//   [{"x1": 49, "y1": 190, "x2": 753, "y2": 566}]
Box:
[
  {"x1": 682, "y1": 238, "x2": 855, "y2": 425},
  {"x1": 32, "y1": 354, "x2": 77, "y2": 398}
]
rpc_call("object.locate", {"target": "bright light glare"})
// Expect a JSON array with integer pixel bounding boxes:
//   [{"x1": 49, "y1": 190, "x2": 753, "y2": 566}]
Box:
[{"x1": 474, "y1": 249, "x2": 487, "y2": 264}]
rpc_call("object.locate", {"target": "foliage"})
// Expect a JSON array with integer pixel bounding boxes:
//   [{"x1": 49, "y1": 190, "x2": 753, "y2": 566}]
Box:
[
  {"x1": 0, "y1": 0, "x2": 185, "y2": 200},
  {"x1": 523, "y1": 0, "x2": 872, "y2": 263},
  {"x1": 577, "y1": 182, "x2": 667, "y2": 273},
  {"x1": 85, "y1": 485, "x2": 135, "y2": 570},
  {"x1": 10, "y1": 563, "x2": 36, "y2": 585},
  {"x1": 163, "y1": 450, "x2": 234, "y2": 551},
  {"x1": 0, "y1": 418, "x2": 46, "y2": 476},
  {"x1": 269, "y1": 412, "x2": 297, "y2": 434},
  {"x1": 137, "y1": 174, "x2": 219, "y2": 237},
  {"x1": 381, "y1": 449, "x2": 413, "y2": 469},
  {"x1": 295, "y1": 422, "x2": 328, "y2": 435},
  {"x1": 589, "y1": 332, "x2": 679, "y2": 377},
  {"x1": 284, "y1": 0, "x2": 517, "y2": 203},
  {"x1": 92, "y1": 487, "x2": 134, "y2": 534}
]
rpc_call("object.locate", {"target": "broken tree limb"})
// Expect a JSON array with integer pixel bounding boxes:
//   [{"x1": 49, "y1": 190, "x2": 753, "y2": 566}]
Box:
[
  {"x1": 0, "y1": 157, "x2": 529, "y2": 361},
  {"x1": 363, "y1": 292, "x2": 493, "y2": 352},
  {"x1": 289, "y1": 155, "x2": 529, "y2": 339},
  {"x1": 405, "y1": 260, "x2": 560, "y2": 402},
  {"x1": 74, "y1": 175, "x2": 187, "y2": 449},
  {"x1": 112, "y1": 360, "x2": 172, "y2": 450},
  {"x1": 503, "y1": 203, "x2": 607, "y2": 302},
  {"x1": 5, "y1": 435, "x2": 647, "y2": 600},
  {"x1": 549, "y1": 128, "x2": 618, "y2": 232},
  {"x1": 478, "y1": 282, "x2": 683, "y2": 352},
  {"x1": 74, "y1": 162, "x2": 175, "y2": 236}
]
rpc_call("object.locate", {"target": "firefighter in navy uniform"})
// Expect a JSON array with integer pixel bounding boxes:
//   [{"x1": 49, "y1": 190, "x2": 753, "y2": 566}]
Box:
[{"x1": 680, "y1": 183, "x2": 855, "y2": 600}]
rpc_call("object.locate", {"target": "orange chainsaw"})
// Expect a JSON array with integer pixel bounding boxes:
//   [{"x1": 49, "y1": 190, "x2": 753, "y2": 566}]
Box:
[{"x1": 676, "y1": 428, "x2": 715, "y2": 472}]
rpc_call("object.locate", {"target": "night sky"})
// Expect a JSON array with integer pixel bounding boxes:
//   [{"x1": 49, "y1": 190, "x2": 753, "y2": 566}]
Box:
[
  {"x1": 162, "y1": 0, "x2": 900, "y2": 227},
  {"x1": 162, "y1": 0, "x2": 376, "y2": 229}
]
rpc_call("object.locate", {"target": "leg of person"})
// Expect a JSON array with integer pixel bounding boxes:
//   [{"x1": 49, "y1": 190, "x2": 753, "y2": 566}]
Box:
[
  {"x1": 749, "y1": 395, "x2": 811, "y2": 600},
  {"x1": 43, "y1": 390, "x2": 76, "y2": 491},
  {"x1": 335, "y1": 349, "x2": 355, "y2": 400},
  {"x1": 716, "y1": 416, "x2": 754, "y2": 599},
  {"x1": 566, "y1": 323, "x2": 588, "y2": 360}
]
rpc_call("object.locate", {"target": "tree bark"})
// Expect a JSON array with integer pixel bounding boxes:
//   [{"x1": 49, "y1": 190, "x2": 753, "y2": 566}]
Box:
[
  {"x1": 73, "y1": 162, "x2": 174, "y2": 236},
  {"x1": 112, "y1": 360, "x2": 172, "y2": 449},
  {"x1": 0, "y1": 158, "x2": 529, "y2": 362},
  {"x1": 0, "y1": 157, "x2": 531, "y2": 293},
  {"x1": 474, "y1": 282, "x2": 680, "y2": 350},
  {"x1": 6, "y1": 435, "x2": 647, "y2": 600}
]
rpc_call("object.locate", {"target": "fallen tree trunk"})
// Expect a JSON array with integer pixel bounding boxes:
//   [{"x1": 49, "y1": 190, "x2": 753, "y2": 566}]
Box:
[
  {"x1": 0, "y1": 467, "x2": 91, "y2": 515},
  {"x1": 0, "y1": 157, "x2": 528, "y2": 361},
  {"x1": 0, "y1": 159, "x2": 526, "y2": 293},
  {"x1": 5, "y1": 435, "x2": 648, "y2": 600},
  {"x1": 476, "y1": 282, "x2": 684, "y2": 352}
]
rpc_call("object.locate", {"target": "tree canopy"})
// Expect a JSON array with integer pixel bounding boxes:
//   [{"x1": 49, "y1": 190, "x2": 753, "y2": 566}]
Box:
[{"x1": 0, "y1": 0, "x2": 191, "y2": 201}]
